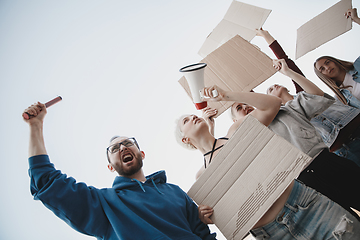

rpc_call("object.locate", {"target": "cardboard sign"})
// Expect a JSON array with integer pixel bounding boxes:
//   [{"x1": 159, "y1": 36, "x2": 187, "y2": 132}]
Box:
[
  {"x1": 179, "y1": 35, "x2": 277, "y2": 117},
  {"x1": 295, "y1": 0, "x2": 352, "y2": 59},
  {"x1": 187, "y1": 115, "x2": 312, "y2": 239},
  {"x1": 198, "y1": 1, "x2": 271, "y2": 58}
]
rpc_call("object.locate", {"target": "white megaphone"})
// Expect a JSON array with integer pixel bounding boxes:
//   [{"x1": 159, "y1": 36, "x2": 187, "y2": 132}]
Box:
[{"x1": 180, "y1": 63, "x2": 210, "y2": 110}]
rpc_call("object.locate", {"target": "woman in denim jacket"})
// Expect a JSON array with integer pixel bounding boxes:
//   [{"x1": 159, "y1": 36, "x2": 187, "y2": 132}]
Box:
[
  {"x1": 311, "y1": 90, "x2": 360, "y2": 166},
  {"x1": 314, "y1": 56, "x2": 360, "y2": 103},
  {"x1": 256, "y1": 26, "x2": 360, "y2": 167}
]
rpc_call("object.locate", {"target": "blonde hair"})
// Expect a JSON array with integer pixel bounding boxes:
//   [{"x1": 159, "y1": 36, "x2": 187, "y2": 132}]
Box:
[
  {"x1": 314, "y1": 56, "x2": 354, "y2": 105},
  {"x1": 174, "y1": 115, "x2": 197, "y2": 150}
]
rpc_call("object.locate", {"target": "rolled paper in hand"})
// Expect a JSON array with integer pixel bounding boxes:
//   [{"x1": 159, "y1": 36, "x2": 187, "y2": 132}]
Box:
[
  {"x1": 23, "y1": 96, "x2": 62, "y2": 120},
  {"x1": 45, "y1": 96, "x2": 62, "y2": 108}
]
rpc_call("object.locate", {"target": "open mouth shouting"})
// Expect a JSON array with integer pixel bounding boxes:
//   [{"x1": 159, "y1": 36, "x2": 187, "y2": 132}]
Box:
[
  {"x1": 121, "y1": 152, "x2": 134, "y2": 164},
  {"x1": 245, "y1": 108, "x2": 254, "y2": 115}
]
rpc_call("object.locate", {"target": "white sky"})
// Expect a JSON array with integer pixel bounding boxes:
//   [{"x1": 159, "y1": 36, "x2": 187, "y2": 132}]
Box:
[{"x1": 0, "y1": 0, "x2": 359, "y2": 239}]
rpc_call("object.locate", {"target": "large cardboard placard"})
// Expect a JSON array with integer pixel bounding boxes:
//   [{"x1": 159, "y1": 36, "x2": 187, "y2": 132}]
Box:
[
  {"x1": 187, "y1": 115, "x2": 312, "y2": 240},
  {"x1": 179, "y1": 35, "x2": 276, "y2": 117},
  {"x1": 198, "y1": 1, "x2": 271, "y2": 58},
  {"x1": 295, "y1": 0, "x2": 352, "y2": 59}
]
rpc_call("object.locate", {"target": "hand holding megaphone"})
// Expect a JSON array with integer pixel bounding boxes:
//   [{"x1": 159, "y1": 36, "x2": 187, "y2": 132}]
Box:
[
  {"x1": 202, "y1": 85, "x2": 225, "y2": 102},
  {"x1": 200, "y1": 89, "x2": 218, "y2": 99},
  {"x1": 179, "y1": 63, "x2": 222, "y2": 109}
]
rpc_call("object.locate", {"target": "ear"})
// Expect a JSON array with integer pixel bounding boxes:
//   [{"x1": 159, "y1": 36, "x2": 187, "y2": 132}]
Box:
[
  {"x1": 140, "y1": 151, "x2": 145, "y2": 160},
  {"x1": 107, "y1": 164, "x2": 115, "y2": 172},
  {"x1": 182, "y1": 137, "x2": 190, "y2": 144},
  {"x1": 182, "y1": 137, "x2": 197, "y2": 149}
]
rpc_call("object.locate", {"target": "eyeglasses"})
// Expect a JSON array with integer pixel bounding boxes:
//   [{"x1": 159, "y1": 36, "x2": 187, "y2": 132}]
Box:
[{"x1": 107, "y1": 137, "x2": 139, "y2": 154}]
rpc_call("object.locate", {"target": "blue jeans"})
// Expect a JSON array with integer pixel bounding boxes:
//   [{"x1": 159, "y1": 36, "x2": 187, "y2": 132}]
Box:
[
  {"x1": 334, "y1": 137, "x2": 360, "y2": 167},
  {"x1": 250, "y1": 180, "x2": 360, "y2": 240}
]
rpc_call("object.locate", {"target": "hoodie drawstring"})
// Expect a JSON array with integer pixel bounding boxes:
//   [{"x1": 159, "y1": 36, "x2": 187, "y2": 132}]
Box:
[
  {"x1": 151, "y1": 178, "x2": 163, "y2": 194},
  {"x1": 132, "y1": 179, "x2": 146, "y2": 192},
  {"x1": 131, "y1": 178, "x2": 163, "y2": 194}
]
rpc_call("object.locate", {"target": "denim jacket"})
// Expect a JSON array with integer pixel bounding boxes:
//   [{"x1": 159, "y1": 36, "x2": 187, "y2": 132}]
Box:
[
  {"x1": 350, "y1": 56, "x2": 360, "y2": 83},
  {"x1": 309, "y1": 57, "x2": 360, "y2": 147},
  {"x1": 310, "y1": 96, "x2": 360, "y2": 147}
]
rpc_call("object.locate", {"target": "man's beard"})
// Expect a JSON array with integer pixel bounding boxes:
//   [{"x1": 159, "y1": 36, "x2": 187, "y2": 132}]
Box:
[{"x1": 116, "y1": 151, "x2": 143, "y2": 177}]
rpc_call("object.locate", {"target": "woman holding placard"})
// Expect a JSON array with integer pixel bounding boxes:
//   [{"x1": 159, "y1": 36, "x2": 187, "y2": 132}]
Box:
[
  {"x1": 314, "y1": 8, "x2": 360, "y2": 103},
  {"x1": 176, "y1": 76, "x2": 360, "y2": 239}
]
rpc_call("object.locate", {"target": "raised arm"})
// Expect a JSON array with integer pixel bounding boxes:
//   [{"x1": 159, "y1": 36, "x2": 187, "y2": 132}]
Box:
[
  {"x1": 256, "y1": 28, "x2": 305, "y2": 93},
  {"x1": 273, "y1": 59, "x2": 324, "y2": 96},
  {"x1": 23, "y1": 102, "x2": 110, "y2": 238},
  {"x1": 23, "y1": 102, "x2": 48, "y2": 157},
  {"x1": 255, "y1": 28, "x2": 275, "y2": 45},
  {"x1": 201, "y1": 107, "x2": 217, "y2": 136},
  {"x1": 203, "y1": 86, "x2": 282, "y2": 128}
]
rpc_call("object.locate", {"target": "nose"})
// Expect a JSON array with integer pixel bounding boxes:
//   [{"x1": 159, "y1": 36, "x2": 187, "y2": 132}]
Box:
[{"x1": 119, "y1": 144, "x2": 128, "y2": 152}]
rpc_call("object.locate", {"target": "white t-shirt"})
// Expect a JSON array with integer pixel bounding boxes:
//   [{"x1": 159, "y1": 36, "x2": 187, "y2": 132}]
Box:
[{"x1": 341, "y1": 72, "x2": 360, "y2": 99}]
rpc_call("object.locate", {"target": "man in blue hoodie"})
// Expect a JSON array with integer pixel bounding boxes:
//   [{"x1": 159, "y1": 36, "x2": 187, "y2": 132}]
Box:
[{"x1": 24, "y1": 101, "x2": 216, "y2": 240}]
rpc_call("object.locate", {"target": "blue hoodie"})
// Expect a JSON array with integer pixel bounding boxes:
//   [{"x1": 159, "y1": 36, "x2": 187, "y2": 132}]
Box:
[{"x1": 28, "y1": 155, "x2": 216, "y2": 240}]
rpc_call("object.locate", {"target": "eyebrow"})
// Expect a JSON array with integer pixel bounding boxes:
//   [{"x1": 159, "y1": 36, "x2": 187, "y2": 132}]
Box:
[
  {"x1": 318, "y1": 60, "x2": 328, "y2": 70},
  {"x1": 110, "y1": 138, "x2": 127, "y2": 145}
]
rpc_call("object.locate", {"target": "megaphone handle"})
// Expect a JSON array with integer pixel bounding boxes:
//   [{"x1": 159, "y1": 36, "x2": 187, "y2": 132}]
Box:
[
  {"x1": 212, "y1": 89, "x2": 218, "y2": 98},
  {"x1": 200, "y1": 89, "x2": 219, "y2": 99}
]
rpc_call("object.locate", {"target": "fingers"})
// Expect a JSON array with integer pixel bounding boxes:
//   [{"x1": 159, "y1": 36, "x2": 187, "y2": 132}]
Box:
[
  {"x1": 24, "y1": 102, "x2": 41, "y2": 116},
  {"x1": 255, "y1": 28, "x2": 262, "y2": 36},
  {"x1": 202, "y1": 85, "x2": 224, "y2": 101},
  {"x1": 272, "y1": 59, "x2": 282, "y2": 71},
  {"x1": 345, "y1": 8, "x2": 358, "y2": 19},
  {"x1": 202, "y1": 107, "x2": 217, "y2": 119},
  {"x1": 345, "y1": 9, "x2": 353, "y2": 18},
  {"x1": 272, "y1": 59, "x2": 288, "y2": 72},
  {"x1": 198, "y1": 205, "x2": 214, "y2": 224},
  {"x1": 199, "y1": 206, "x2": 214, "y2": 216},
  {"x1": 255, "y1": 27, "x2": 266, "y2": 37},
  {"x1": 203, "y1": 86, "x2": 216, "y2": 98},
  {"x1": 345, "y1": 11, "x2": 350, "y2": 18},
  {"x1": 23, "y1": 102, "x2": 47, "y2": 120}
]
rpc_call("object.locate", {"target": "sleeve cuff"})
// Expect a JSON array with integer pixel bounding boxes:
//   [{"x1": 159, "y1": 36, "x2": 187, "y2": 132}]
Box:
[{"x1": 29, "y1": 154, "x2": 51, "y2": 167}]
